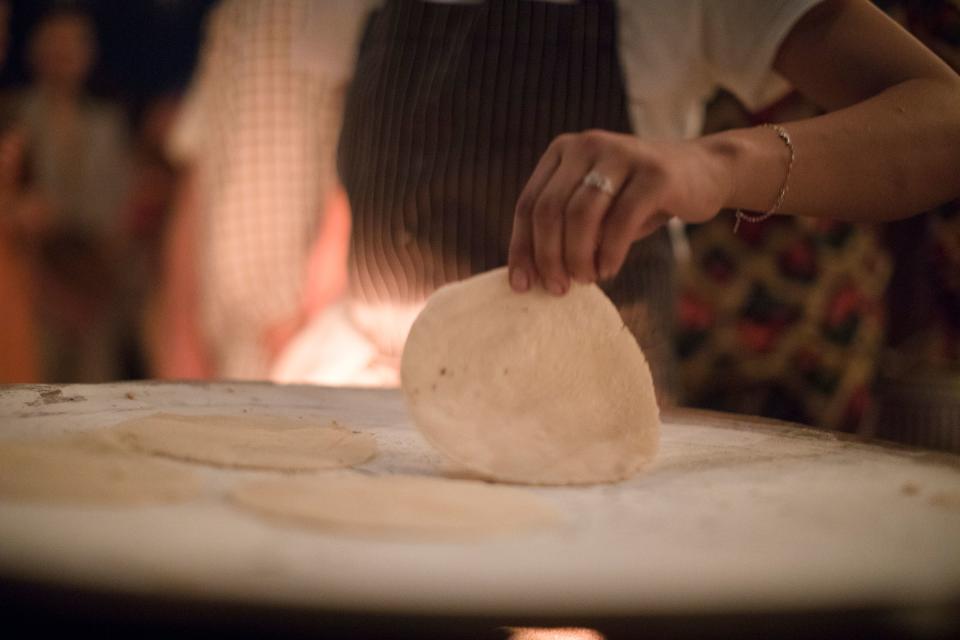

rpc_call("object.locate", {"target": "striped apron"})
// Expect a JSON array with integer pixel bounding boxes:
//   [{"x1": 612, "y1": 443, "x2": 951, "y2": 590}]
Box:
[{"x1": 333, "y1": 0, "x2": 676, "y2": 392}]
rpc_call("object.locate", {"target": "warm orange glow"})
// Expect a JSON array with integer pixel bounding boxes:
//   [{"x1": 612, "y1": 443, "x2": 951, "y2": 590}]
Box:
[{"x1": 507, "y1": 627, "x2": 606, "y2": 640}]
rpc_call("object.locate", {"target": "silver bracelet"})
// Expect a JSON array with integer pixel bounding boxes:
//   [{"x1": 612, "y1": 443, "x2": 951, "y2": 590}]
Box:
[{"x1": 733, "y1": 123, "x2": 794, "y2": 233}]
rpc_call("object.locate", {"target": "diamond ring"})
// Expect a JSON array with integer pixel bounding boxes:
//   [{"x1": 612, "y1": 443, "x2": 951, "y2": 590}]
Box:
[{"x1": 582, "y1": 169, "x2": 616, "y2": 196}]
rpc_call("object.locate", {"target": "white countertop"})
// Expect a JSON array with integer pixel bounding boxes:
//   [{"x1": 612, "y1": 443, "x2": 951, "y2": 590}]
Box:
[{"x1": 0, "y1": 381, "x2": 958, "y2": 617}]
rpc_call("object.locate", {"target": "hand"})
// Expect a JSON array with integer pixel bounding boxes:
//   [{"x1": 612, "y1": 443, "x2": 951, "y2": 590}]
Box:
[
  {"x1": 263, "y1": 311, "x2": 308, "y2": 364},
  {"x1": 508, "y1": 129, "x2": 733, "y2": 294},
  {"x1": 264, "y1": 185, "x2": 351, "y2": 367}
]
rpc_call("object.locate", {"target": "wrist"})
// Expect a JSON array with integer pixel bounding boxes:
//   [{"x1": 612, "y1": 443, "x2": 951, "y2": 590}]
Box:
[
  {"x1": 693, "y1": 131, "x2": 743, "y2": 211},
  {"x1": 696, "y1": 126, "x2": 792, "y2": 213}
]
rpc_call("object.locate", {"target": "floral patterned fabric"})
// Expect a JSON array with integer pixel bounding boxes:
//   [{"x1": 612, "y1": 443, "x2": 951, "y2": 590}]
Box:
[
  {"x1": 678, "y1": 212, "x2": 890, "y2": 432},
  {"x1": 677, "y1": 0, "x2": 960, "y2": 434}
]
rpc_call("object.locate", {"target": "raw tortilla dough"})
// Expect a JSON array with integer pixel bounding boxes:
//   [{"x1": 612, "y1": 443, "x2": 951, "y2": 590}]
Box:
[
  {"x1": 230, "y1": 473, "x2": 561, "y2": 538},
  {"x1": 401, "y1": 267, "x2": 660, "y2": 485},
  {"x1": 107, "y1": 413, "x2": 376, "y2": 471},
  {"x1": 0, "y1": 437, "x2": 200, "y2": 505}
]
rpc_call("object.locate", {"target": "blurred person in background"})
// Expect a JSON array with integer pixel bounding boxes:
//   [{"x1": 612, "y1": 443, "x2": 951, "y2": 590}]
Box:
[
  {"x1": 0, "y1": 0, "x2": 41, "y2": 382},
  {"x1": 124, "y1": 95, "x2": 179, "y2": 263},
  {"x1": 11, "y1": 6, "x2": 130, "y2": 382},
  {"x1": 120, "y1": 92, "x2": 180, "y2": 377},
  {"x1": 152, "y1": 0, "x2": 356, "y2": 380},
  {"x1": 0, "y1": 130, "x2": 40, "y2": 382}
]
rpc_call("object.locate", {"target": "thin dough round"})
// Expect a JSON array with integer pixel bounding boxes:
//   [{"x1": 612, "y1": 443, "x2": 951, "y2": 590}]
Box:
[
  {"x1": 0, "y1": 438, "x2": 201, "y2": 505},
  {"x1": 401, "y1": 267, "x2": 660, "y2": 485},
  {"x1": 230, "y1": 473, "x2": 561, "y2": 538},
  {"x1": 107, "y1": 413, "x2": 376, "y2": 471}
]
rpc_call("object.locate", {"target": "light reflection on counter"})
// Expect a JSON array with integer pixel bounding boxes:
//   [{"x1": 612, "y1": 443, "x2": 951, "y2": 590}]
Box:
[{"x1": 506, "y1": 627, "x2": 606, "y2": 640}]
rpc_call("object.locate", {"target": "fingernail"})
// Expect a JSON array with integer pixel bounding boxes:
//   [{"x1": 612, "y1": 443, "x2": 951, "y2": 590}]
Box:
[
  {"x1": 546, "y1": 279, "x2": 567, "y2": 296},
  {"x1": 510, "y1": 268, "x2": 529, "y2": 292}
]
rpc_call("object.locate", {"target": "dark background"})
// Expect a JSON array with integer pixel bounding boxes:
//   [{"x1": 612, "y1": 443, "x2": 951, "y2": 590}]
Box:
[{"x1": 1, "y1": 0, "x2": 216, "y2": 115}]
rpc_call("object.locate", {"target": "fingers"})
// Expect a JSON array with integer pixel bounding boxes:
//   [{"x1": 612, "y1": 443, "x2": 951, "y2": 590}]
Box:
[
  {"x1": 636, "y1": 210, "x2": 672, "y2": 240},
  {"x1": 562, "y1": 158, "x2": 629, "y2": 283},
  {"x1": 530, "y1": 153, "x2": 594, "y2": 295},
  {"x1": 509, "y1": 144, "x2": 561, "y2": 292},
  {"x1": 596, "y1": 175, "x2": 667, "y2": 280},
  {"x1": 511, "y1": 131, "x2": 680, "y2": 293}
]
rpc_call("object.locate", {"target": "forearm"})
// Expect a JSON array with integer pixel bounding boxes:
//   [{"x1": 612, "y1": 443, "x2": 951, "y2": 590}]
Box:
[{"x1": 701, "y1": 77, "x2": 960, "y2": 221}]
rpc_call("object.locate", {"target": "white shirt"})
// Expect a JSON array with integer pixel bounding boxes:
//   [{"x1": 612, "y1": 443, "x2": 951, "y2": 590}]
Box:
[
  {"x1": 618, "y1": 0, "x2": 822, "y2": 139},
  {"x1": 299, "y1": 0, "x2": 823, "y2": 139}
]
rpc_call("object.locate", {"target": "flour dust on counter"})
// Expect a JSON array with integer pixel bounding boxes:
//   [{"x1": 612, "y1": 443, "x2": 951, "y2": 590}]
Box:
[
  {"x1": 230, "y1": 472, "x2": 562, "y2": 539},
  {"x1": 401, "y1": 268, "x2": 660, "y2": 485},
  {"x1": 0, "y1": 436, "x2": 201, "y2": 505},
  {"x1": 104, "y1": 413, "x2": 377, "y2": 471}
]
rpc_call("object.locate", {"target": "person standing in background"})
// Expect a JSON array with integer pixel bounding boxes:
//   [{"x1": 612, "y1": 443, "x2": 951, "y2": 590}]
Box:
[
  {"x1": 12, "y1": 7, "x2": 130, "y2": 382},
  {"x1": 0, "y1": 0, "x2": 40, "y2": 383},
  {"x1": 120, "y1": 93, "x2": 181, "y2": 378},
  {"x1": 0, "y1": 130, "x2": 39, "y2": 383},
  {"x1": 155, "y1": 0, "x2": 360, "y2": 380}
]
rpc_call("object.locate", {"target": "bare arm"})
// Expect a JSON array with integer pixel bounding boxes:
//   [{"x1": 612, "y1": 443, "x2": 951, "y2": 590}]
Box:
[
  {"x1": 703, "y1": 0, "x2": 960, "y2": 221},
  {"x1": 508, "y1": 0, "x2": 960, "y2": 293},
  {"x1": 148, "y1": 168, "x2": 213, "y2": 379}
]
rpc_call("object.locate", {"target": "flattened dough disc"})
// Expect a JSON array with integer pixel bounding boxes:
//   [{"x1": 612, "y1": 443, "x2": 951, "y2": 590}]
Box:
[
  {"x1": 0, "y1": 439, "x2": 201, "y2": 505},
  {"x1": 401, "y1": 267, "x2": 660, "y2": 485},
  {"x1": 230, "y1": 473, "x2": 561, "y2": 538},
  {"x1": 107, "y1": 413, "x2": 376, "y2": 471}
]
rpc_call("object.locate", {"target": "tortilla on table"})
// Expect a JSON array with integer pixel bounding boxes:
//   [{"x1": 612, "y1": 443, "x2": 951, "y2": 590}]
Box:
[{"x1": 401, "y1": 267, "x2": 660, "y2": 485}]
